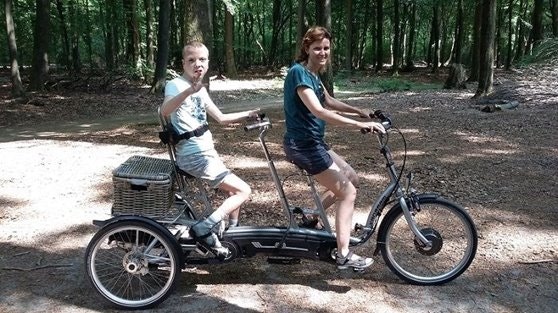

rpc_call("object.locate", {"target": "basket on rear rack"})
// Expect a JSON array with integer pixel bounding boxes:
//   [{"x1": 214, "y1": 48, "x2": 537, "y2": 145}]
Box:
[{"x1": 111, "y1": 155, "x2": 178, "y2": 220}]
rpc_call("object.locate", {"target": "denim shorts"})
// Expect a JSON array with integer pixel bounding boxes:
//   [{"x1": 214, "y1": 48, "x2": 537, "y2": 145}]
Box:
[
  {"x1": 176, "y1": 149, "x2": 231, "y2": 188},
  {"x1": 283, "y1": 138, "x2": 332, "y2": 175}
]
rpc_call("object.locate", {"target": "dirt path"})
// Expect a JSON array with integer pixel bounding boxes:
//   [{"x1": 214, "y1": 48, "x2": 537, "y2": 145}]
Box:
[{"x1": 0, "y1": 76, "x2": 557, "y2": 312}]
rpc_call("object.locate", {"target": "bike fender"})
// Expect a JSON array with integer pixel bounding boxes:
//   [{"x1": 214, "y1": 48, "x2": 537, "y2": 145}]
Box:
[
  {"x1": 374, "y1": 193, "x2": 441, "y2": 250},
  {"x1": 92, "y1": 215, "x2": 185, "y2": 268}
]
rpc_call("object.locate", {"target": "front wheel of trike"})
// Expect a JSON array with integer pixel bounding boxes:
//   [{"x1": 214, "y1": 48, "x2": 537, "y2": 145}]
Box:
[
  {"x1": 378, "y1": 196, "x2": 478, "y2": 285},
  {"x1": 84, "y1": 219, "x2": 181, "y2": 309}
]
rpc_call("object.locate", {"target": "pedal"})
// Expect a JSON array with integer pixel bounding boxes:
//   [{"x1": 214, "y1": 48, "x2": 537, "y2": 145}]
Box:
[
  {"x1": 354, "y1": 223, "x2": 364, "y2": 232},
  {"x1": 267, "y1": 256, "x2": 301, "y2": 265}
]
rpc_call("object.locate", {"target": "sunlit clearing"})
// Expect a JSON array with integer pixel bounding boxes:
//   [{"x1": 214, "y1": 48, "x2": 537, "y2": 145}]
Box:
[
  {"x1": 409, "y1": 106, "x2": 432, "y2": 113},
  {"x1": 226, "y1": 156, "x2": 268, "y2": 169}
]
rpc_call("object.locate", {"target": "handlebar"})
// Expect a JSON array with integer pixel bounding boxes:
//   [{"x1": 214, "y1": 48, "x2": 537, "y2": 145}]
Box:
[
  {"x1": 244, "y1": 114, "x2": 272, "y2": 132},
  {"x1": 360, "y1": 110, "x2": 392, "y2": 134}
]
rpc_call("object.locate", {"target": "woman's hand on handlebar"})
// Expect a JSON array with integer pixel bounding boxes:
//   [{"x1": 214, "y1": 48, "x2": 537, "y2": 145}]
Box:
[{"x1": 360, "y1": 121, "x2": 386, "y2": 134}]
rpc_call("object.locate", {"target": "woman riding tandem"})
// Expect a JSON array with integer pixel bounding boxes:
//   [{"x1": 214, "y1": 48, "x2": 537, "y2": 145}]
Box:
[
  {"x1": 160, "y1": 41, "x2": 259, "y2": 256},
  {"x1": 283, "y1": 26, "x2": 385, "y2": 270}
]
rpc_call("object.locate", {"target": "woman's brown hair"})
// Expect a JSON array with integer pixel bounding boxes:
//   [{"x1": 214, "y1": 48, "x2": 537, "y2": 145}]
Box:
[{"x1": 295, "y1": 26, "x2": 332, "y2": 64}]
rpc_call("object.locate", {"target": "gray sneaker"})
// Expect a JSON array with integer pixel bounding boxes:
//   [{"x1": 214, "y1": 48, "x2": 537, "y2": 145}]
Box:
[
  {"x1": 191, "y1": 220, "x2": 229, "y2": 257},
  {"x1": 336, "y1": 251, "x2": 374, "y2": 270}
]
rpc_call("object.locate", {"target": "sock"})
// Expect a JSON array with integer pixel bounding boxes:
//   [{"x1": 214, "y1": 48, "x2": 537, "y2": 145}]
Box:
[
  {"x1": 228, "y1": 219, "x2": 239, "y2": 227},
  {"x1": 206, "y1": 211, "x2": 224, "y2": 225}
]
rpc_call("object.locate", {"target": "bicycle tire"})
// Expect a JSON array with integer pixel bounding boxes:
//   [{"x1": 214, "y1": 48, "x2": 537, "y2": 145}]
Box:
[
  {"x1": 85, "y1": 219, "x2": 181, "y2": 309},
  {"x1": 378, "y1": 196, "x2": 477, "y2": 285}
]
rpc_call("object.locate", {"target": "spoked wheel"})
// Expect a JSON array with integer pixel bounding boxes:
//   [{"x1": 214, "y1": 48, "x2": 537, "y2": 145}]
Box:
[
  {"x1": 378, "y1": 197, "x2": 478, "y2": 285},
  {"x1": 85, "y1": 219, "x2": 181, "y2": 309}
]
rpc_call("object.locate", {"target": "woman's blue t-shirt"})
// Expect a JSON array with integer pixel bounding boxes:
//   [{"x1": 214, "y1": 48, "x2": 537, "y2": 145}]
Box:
[{"x1": 283, "y1": 62, "x2": 326, "y2": 142}]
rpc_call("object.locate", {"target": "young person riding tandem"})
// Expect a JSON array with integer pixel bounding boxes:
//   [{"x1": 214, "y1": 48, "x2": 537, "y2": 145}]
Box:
[
  {"x1": 282, "y1": 26, "x2": 386, "y2": 270},
  {"x1": 160, "y1": 41, "x2": 259, "y2": 256}
]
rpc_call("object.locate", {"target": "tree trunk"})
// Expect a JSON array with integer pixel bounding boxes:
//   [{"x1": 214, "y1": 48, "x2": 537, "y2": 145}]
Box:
[
  {"x1": 469, "y1": 0, "x2": 482, "y2": 82},
  {"x1": 316, "y1": 0, "x2": 334, "y2": 97},
  {"x1": 30, "y1": 0, "x2": 51, "y2": 91},
  {"x1": 475, "y1": 0, "x2": 496, "y2": 98},
  {"x1": 55, "y1": 0, "x2": 71, "y2": 69},
  {"x1": 68, "y1": 1, "x2": 81, "y2": 72},
  {"x1": 295, "y1": 0, "x2": 307, "y2": 59},
  {"x1": 405, "y1": 0, "x2": 416, "y2": 70},
  {"x1": 375, "y1": 0, "x2": 384, "y2": 72},
  {"x1": 505, "y1": 0, "x2": 514, "y2": 69},
  {"x1": 345, "y1": 0, "x2": 353, "y2": 71},
  {"x1": 150, "y1": 0, "x2": 171, "y2": 94},
  {"x1": 392, "y1": 0, "x2": 401, "y2": 74},
  {"x1": 430, "y1": 2, "x2": 440, "y2": 73},
  {"x1": 224, "y1": 8, "x2": 237, "y2": 78},
  {"x1": 104, "y1": 1, "x2": 115, "y2": 70},
  {"x1": 4, "y1": 0, "x2": 25, "y2": 97},
  {"x1": 145, "y1": 0, "x2": 155, "y2": 68},
  {"x1": 514, "y1": 0, "x2": 527, "y2": 61},
  {"x1": 529, "y1": 0, "x2": 544, "y2": 47},
  {"x1": 552, "y1": 0, "x2": 558, "y2": 37},
  {"x1": 452, "y1": 0, "x2": 464, "y2": 65},
  {"x1": 268, "y1": 0, "x2": 281, "y2": 67},
  {"x1": 124, "y1": 0, "x2": 141, "y2": 68}
]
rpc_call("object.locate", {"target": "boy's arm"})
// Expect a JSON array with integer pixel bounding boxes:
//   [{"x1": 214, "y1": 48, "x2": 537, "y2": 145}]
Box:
[
  {"x1": 205, "y1": 96, "x2": 259, "y2": 124},
  {"x1": 160, "y1": 80, "x2": 204, "y2": 117}
]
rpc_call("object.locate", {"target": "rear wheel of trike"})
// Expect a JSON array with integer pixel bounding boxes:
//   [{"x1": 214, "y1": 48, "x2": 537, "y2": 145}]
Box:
[{"x1": 85, "y1": 219, "x2": 181, "y2": 309}]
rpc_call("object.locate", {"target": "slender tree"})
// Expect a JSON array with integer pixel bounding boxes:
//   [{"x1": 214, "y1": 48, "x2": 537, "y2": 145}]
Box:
[
  {"x1": 30, "y1": 0, "x2": 51, "y2": 91},
  {"x1": 375, "y1": 0, "x2": 384, "y2": 72},
  {"x1": 224, "y1": 6, "x2": 237, "y2": 78},
  {"x1": 316, "y1": 0, "x2": 334, "y2": 96},
  {"x1": 552, "y1": 0, "x2": 558, "y2": 37},
  {"x1": 145, "y1": 0, "x2": 155, "y2": 68},
  {"x1": 405, "y1": 0, "x2": 417, "y2": 70},
  {"x1": 4, "y1": 0, "x2": 25, "y2": 97},
  {"x1": 150, "y1": 0, "x2": 171, "y2": 94},
  {"x1": 529, "y1": 0, "x2": 544, "y2": 47},
  {"x1": 392, "y1": 0, "x2": 401, "y2": 74},
  {"x1": 475, "y1": 0, "x2": 496, "y2": 98},
  {"x1": 505, "y1": 0, "x2": 514, "y2": 69},
  {"x1": 469, "y1": 0, "x2": 483, "y2": 82},
  {"x1": 345, "y1": 0, "x2": 354, "y2": 71}
]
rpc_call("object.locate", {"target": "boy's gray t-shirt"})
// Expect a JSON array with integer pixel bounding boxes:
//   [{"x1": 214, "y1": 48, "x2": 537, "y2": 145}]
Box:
[{"x1": 164, "y1": 76, "x2": 214, "y2": 156}]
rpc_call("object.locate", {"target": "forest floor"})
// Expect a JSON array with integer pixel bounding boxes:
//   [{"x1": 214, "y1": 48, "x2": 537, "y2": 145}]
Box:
[{"x1": 0, "y1": 65, "x2": 557, "y2": 313}]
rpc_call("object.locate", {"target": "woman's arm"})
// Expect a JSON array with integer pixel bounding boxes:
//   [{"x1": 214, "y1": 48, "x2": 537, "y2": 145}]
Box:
[
  {"x1": 322, "y1": 84, "x2": 372, "y2": 118},
  {"x1": 298, "y1": 87, "x2": 378, "y2": 131}
]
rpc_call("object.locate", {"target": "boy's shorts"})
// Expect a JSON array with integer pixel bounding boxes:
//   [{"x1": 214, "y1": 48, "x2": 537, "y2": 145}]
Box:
[
  {"x1": 177, "y1": 149, "x2": 231, "y2": 188},
  {"x1": 283, "y1": 138, "x2": 333, "y2": 175}
]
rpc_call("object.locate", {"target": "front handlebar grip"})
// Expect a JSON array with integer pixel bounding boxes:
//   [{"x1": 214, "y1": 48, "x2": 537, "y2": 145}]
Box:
[{"x1": 244, "y1": 117, "x2": 271, "y2": 131}]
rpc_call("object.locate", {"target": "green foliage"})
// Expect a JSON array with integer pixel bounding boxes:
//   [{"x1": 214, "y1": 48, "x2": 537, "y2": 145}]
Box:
[{"x1": 516, "y1": 39, "x2": 558, "y2": 66}]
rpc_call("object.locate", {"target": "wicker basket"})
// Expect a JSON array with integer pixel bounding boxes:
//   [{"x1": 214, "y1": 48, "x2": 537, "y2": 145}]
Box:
[{"x1": 111, "y1": 155, "x2": 177, "y2": 219}]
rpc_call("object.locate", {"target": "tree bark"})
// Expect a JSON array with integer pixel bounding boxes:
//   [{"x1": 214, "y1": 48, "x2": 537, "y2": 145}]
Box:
[
  {"x1": 452, "y1": 0, "x2": 464, "y2": 65},
  {"x1": 150, "y1": 0, "x2": 171, "y2": 94},
  {"x1": 375, "y1": 0, "x2": 384, "y2": 72},
  {"x1": 552, "y1": 0, "x2": 558, "y2": 37},
  {"x1": 315, "y1": 0, "x2": 333, "y2": 96},
  {"x1": 124, "y1": 0, "x2": 141, "y2": 68},
  {"x1": 55, "y1": 0, "x2": 71, "y2": 69},
  {"x1": 224, "y1": 8, "x2": 237, "y2": 78},
  {"x1": 475, "y1": 0, "x2": 496, "y2": 98},
  {"x1": 295, "y1": 0, "x2": 307, "y2": 59},
  {"x1": 505, "y1": 0, "x2": 514, "y2": 69},
  {"x1": 469, "y1": 0, "x2": 482, "y2": 82},
  {"x1": 30, "y1": 0, "x2": 51, "y2": 91},
  {"x1": 145, "y1": 0, "x2": 155, "y2": 68},
  {"x1": 4, "y1": 0, "x2": 25, "y2": 97},
  {"x1": 430, "y1": 2, "x2": 440, "y2": 73},
  {"x1": 529, "y1": 0, "x2": 544, "y2": 47},
  {"x1": 404, "y1": 0, "x2": 416, "y2": 70},
  {"x1": 345, "y1": 0, "x2": 353, "y2": 71},
  {"x1": 392, "y1": 0, "x2": 401, "y2": 74}
]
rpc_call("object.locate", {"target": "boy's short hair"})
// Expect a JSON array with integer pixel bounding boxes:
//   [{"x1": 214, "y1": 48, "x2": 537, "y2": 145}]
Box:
[{"x1": 182, "y1": 41, "x2": 208, "y2": 58}]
